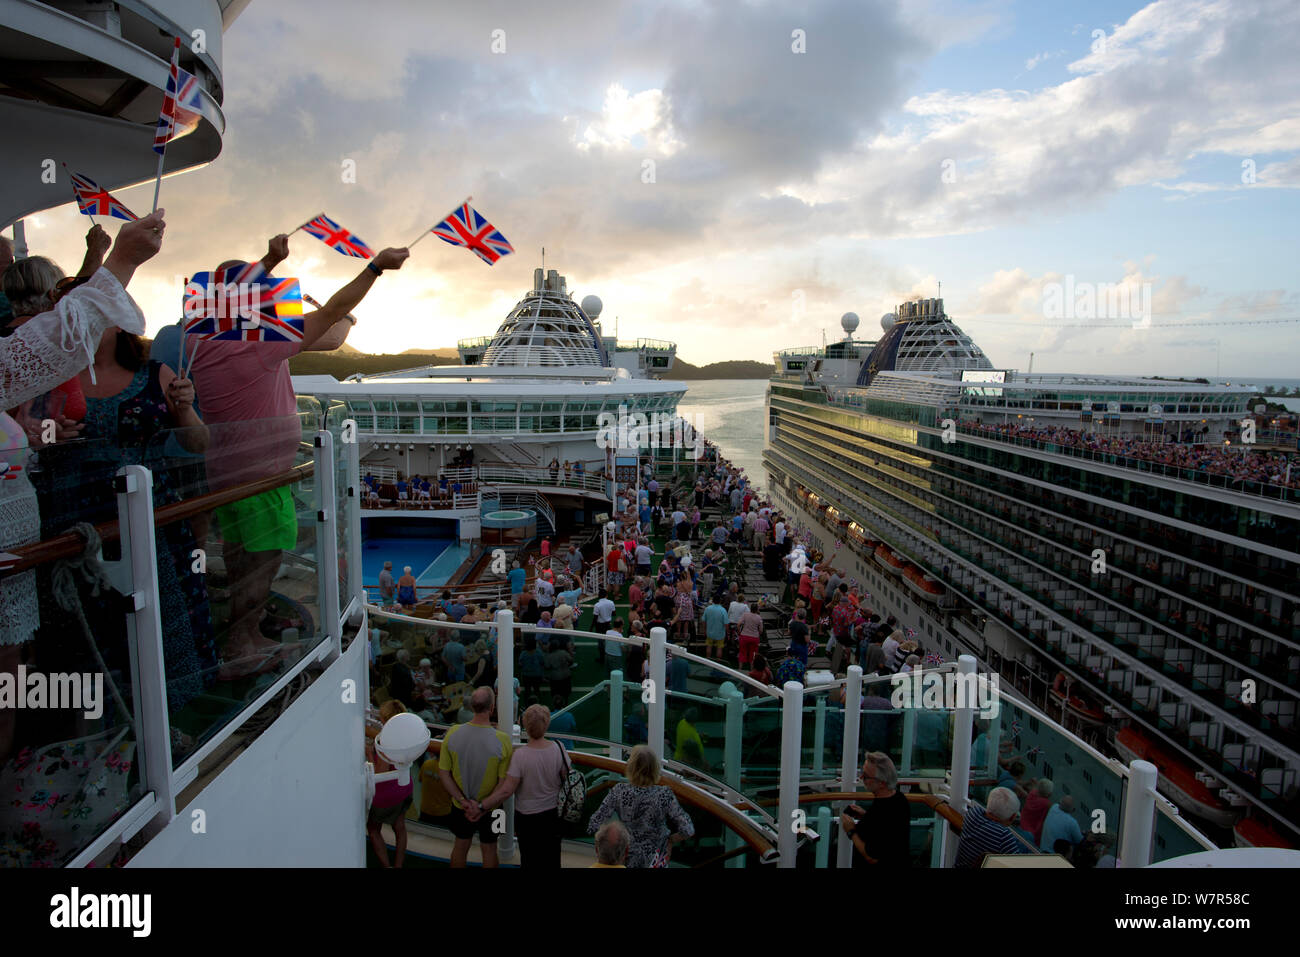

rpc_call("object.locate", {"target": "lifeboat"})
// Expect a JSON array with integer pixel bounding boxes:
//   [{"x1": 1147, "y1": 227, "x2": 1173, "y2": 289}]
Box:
[
  {"x1": 1114, "y1": 728, "x2": 1239, "y2": 829},
  {"x1": 903, "y1": 565, "x2": 944, "y2": 603},
  {"x1": 874, "y1": 544, "x2": 905, "y2": 576},
  {"x1": 1234, "y1": 816, "x2": 1295, "y2": 849},
  {"x1": 1048, "y1": 689, "x2": 1107, "y2": 726}
]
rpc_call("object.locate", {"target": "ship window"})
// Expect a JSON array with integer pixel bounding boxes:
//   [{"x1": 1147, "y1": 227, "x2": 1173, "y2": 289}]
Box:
[
  {"x1": 421, "y1": 401, "x2": 443, "y2": 414},
  {"x1": 443, "y1": 416, "x2": 467, "y2": 434},
  {"x1": 372, "y1": 400, "x2": 395, "y2": 413},
  {"x1": 543, "y1": 402, "x2": 563, "y2": 413},
  {"x1": 347, "y1": 399, "x2": 373, "y2": 413},
  {"x1": 445, "y1": 400, "x2": 467, "y2": 414},
  {"x1": 520, "y1": 402, "x2": 541, "y2": 412}
]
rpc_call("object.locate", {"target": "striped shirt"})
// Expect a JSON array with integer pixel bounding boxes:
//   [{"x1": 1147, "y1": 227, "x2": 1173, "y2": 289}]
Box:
[{"x1": 955, "y1": 803, "x2": 1029, "y2": 867}]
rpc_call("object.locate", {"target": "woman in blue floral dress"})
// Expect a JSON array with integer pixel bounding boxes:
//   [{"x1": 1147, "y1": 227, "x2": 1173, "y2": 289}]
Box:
[{"x1": 34, "y1": 329, "x2": 213, "y2": 714}]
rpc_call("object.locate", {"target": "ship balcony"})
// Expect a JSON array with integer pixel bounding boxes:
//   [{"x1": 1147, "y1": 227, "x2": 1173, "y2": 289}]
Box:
[
  {"x1": 765, "y1": 444, "x2": 1300, "y2": 812},
  {"x1": 0, "y1": 402, "x2": 369, "y2": 868},
  {"x1": 953, "y1": 423, "x2": 1300, "y2": 504},
  {"x1": 362, "y1": 610, "x2": 1221, "y2": 867},
  {"x1": 0, "y1": 0, "x2": 236, "y2": 226}
]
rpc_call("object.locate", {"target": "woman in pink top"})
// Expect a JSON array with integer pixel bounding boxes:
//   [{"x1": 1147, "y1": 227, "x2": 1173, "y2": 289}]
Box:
[{"x1": 481, "y1": 704, "x2": 567, "y2": 867}]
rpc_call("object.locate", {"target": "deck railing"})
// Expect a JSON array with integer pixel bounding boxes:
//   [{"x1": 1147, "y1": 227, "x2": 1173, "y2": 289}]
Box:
[{"x1": 0, "y1": 406, "x2": 365, "y2": 869}]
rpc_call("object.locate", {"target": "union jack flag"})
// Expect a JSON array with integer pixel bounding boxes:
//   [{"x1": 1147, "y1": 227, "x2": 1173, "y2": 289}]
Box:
[
  {"x1": 182, "y1": 267, "x2": 304, "y2": 342},
  {"x1": 67, "y1": 169, "x2": 138, "y2": 221},
  {"x1": 428, "y1": 201, "x2": 514, "y2": 265},
  {"x1": 154, "y1": 37, "x2": 203, "y2": 154},
  {"x1": 301, "y1": 213, "x2": 375, "y2": 259},
  {"x1": 923, "y1": 652, "x2": 944, "y2": 666}
]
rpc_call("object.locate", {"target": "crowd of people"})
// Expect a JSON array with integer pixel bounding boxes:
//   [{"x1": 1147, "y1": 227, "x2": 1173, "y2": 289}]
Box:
[
  {"x1": 0, "y1": 215, "x2": 411, "y2": 772},
  {"x1": 964, "y1": 419, "x2": 1299, "y2": 489},
  {"x1": 367, "y1": 693, "x2": 693, "y2": 869},
  {"x1": 360, "y1": 471, "x2": 477, "y2": 508}
]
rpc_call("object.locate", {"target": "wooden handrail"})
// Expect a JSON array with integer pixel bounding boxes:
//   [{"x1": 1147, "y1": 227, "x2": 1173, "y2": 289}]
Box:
[
  {"x1": 0, "y1": 461, "x2": 314, "y2": 578},
  {"x1": 746, "y1": 790, "x2": 966, "y2": 831},
  {"x1": 416, "y1": 737, "x2": 775, "y2": 857}
]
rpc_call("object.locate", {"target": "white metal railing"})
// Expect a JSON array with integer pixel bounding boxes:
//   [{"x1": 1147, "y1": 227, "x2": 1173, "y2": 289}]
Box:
[{"x1": 54, "y1": 429, "x2": 360, "y2": 867}]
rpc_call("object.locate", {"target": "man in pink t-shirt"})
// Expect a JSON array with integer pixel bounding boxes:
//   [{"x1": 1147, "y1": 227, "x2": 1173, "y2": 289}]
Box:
[{"x1": 189, "y1": 234, "x2": 409, "y2": 677}]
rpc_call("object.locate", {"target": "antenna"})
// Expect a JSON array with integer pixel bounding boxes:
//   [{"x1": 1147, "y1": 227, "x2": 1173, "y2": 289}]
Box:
[
  {"x1": 541, "y1": 246, "x2": 545, "y2": 274},
  {"x1": 938, "y1": 280, "x2": 941, "y2": 298}
]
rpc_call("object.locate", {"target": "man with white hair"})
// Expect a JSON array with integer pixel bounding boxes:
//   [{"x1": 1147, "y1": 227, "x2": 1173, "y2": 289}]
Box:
[
  {"x1": 840, "y1": 752, "x2": 910, "y2": 867},
  {"x1": 955, "y1": 786, "x2": 1030, "y2": 867},
  {"x1": 591, "y1": 820, "x2": 630, "y2": 867}
]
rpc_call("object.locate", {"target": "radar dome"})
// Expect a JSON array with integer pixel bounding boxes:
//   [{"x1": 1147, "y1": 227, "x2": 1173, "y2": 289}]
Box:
[
  {"x1": 840, "y1": 312, "x2": 860, "y2": 336},
  {"x1": 880, "y1": 313, "x2": 897, "y2": 332},
  {"x1": 580, "y1": 295, "x2": 603, "y2": 319}
]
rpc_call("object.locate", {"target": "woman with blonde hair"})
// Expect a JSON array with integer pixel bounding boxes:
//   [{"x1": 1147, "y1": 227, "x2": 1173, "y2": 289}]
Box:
[
  {"x1": 480, "y1": 703, "x2": 566, "y2": 866},
  {"x1": 586, "y1": 744, "x2": 694, "y2": 868}
]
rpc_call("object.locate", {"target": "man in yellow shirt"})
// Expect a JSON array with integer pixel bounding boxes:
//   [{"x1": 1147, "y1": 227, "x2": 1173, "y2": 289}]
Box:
[{"x1": 438, "y1": 687, "x2": 513, "y2": 867}]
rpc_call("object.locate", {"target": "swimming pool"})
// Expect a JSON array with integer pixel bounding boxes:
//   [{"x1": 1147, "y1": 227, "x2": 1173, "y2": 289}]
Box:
[{"x1": 362, "y1": 538, "x2": 473, "y2": 592}]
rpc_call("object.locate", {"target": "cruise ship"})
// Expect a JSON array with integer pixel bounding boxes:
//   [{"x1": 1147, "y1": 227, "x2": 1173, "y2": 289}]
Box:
[
  {"x1": 764, "y1": 301, "x2": 1300, "y2": 850},
  {"x1": 4, "y1": 0, "x2": 1296, "y2": 877}
]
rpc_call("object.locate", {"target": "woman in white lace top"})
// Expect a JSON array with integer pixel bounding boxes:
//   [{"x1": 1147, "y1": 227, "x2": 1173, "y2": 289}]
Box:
[{"x1": 0, "y1": 211, "x2": 166, "y2": 758}]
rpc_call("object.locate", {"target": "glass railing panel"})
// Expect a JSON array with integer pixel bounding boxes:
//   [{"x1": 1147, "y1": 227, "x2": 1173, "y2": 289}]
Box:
[
  {"x1": 778, "y1": 795, "x2": 952, "y2": 868},
  {"x1": 324, "y1": 401, "x2": 353, "y2": 620},
  {"x1": 153, "y1": 413, "x2": 329, "y2": 752},
  {"x1": 994, "y1": 698, "x2": 1127, "y2": 859},
  {"x1": 0, "y1": 492, "x2": 145, "y2": 867}
]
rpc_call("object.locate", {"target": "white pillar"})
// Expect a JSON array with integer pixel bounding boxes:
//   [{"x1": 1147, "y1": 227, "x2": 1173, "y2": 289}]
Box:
[
  {"x1": 837, "y1": 665, "x2": 863, "y2": 868},
  {"x1": 778, "y1": 680, "x2": 805, "y2": 868},
  {"x1": 116, "y1": 465, "x2": 175, "y2": 829},
  {"x1": 609, "y1": 668, "x2": 624, "y2": 759},
  {"x1": 347, "y1": 435, "x2": 364, "y2": 609},
  {"x1": 1120, "y1": 759, "x2": 1159, "y2": 868},
  {"x1": 648, "y1": 627, "x2": 667, "y2": 761},
  {"x1": 496, "y1": 610, "x2": 516, "y2": 862},
  {"x1": 314, "y1": 431, "x2": 342, "y2": 661},
  {"x1": 813, "y1": 697, "x2": 826, "y2": 775},
  {"x1": 948, "y1": 654, "x2": 976, "y2": 815}
]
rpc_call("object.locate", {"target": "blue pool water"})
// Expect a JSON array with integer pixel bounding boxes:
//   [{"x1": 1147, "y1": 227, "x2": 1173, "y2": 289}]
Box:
[{"x1": 362, "y1": 537, "x2": 472, "y2": 590}]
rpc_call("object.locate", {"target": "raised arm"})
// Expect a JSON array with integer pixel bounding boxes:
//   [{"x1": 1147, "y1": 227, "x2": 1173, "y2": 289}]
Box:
[
  {"x1": 298, "y1": 247, "x2": 409, "y2": 350},
  {"x1": 74, "y1": 224, "x2": 112, "y2": 279},
  {"x1": 0, "y1": 211, "x2": 162, "y2": 408}
]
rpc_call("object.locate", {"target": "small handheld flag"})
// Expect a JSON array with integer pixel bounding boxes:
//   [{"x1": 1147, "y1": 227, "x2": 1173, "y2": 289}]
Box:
[
  {"x1": 299, "y1": 214, "x2": 375, "y2": 259},
  {"x1": 183, "y1": 267, "x2": 304, "y2": 343},
  {"x1": 66, "y1": 168, "x2": 138, "y2": 221},
  {"x1": 420, "y1": 199, "x2": 514, "y2": 265},
  {"x1": 153, "y1": 37, "x2": 203, "y2": 155}
]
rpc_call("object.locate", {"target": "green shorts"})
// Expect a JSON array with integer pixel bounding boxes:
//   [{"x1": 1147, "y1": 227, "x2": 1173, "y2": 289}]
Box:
[{"x1": 214, "y1": 486, "x2": 298, "y2": 553}]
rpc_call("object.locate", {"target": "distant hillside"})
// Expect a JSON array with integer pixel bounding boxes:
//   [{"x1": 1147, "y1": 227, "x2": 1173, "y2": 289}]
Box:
[
  {"x1": 289, "y1": 350, "x2": 773, "y2": 380},
  {"x1": 673, "y1": 358, "x2": 774, "y2": 379},
  {"x1": 289, "y1": 351, "x2": 458, "y2": 378}
]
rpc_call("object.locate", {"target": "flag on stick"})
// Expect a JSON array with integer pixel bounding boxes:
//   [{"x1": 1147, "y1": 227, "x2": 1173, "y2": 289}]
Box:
[
  {"x1": 66, "y1": 168, "x2": 138, "y2": 221},
  {"x1": 153, "y1": 37, "x2": 203, "y2": 155},
  {"x1": 416, "y1": 199, "x2": 514, "y2": 265},
  {"x1": 150, "y1": 36, "x2": 203, "y2": 212},
  {"x1": 183, "y1": 267, "x2": 304, "y2": 343},
  {"x1": 298, "y1": 214, "x2": 375, "y2": 259}
]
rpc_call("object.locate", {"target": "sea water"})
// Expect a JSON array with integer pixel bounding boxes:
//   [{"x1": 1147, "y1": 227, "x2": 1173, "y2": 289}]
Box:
[{"x1": 675, "y1": 379, "x2": 770, "y2": 488}]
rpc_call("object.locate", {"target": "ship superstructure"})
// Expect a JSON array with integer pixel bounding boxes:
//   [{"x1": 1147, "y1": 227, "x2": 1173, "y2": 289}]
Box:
[{"x1": 764, "y1": 301, "x2": 1300, "y2": 847}]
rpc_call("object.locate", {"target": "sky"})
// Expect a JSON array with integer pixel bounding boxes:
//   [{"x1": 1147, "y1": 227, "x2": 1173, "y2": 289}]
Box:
[{"x1": 20, "y1": 0, "x2": 1300, "y2": 376}]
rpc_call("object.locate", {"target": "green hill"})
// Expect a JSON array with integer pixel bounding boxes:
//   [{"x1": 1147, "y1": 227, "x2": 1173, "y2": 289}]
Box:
[{"x1": 672, "y1": 358, "x2": 774, "y2": 379}]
